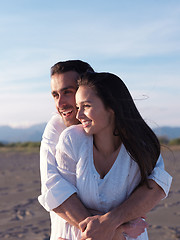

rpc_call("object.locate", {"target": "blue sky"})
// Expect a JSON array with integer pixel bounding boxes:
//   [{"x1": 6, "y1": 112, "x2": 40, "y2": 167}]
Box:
[{"x1": 0, "y1": 0, "x2": 179, "y2": 128}]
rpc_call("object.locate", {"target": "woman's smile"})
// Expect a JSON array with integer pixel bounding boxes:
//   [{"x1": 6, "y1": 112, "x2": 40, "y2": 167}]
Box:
[{"x1": 81, "y1": 120, "x2": 92, "y2": 128}]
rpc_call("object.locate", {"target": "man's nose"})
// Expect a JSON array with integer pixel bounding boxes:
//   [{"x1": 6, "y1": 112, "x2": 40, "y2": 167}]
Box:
[{"x1": 57, "y1": 95, "x2": 65, "y2": 107}]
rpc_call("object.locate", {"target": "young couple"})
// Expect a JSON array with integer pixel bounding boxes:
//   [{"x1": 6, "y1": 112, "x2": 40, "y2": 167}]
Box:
[{"x1": 38, "y1": 60, "x2": 172, "y2": 240}]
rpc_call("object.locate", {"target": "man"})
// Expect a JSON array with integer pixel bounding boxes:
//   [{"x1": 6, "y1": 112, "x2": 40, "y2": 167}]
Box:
[
  {"x1": 39, "y1": 60, "x2": 95, "y2": 239},
  {"x1": 38, "y1": 60, "x2": 172, "y2": 240}
]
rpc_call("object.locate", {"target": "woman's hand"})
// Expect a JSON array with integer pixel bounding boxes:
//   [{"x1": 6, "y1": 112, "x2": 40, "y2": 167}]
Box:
[
  {"x1": 112, "y1": 228, "x2": 126, "y2": 240},
  {"x1": 122, "y1": 217, "x2": 148, "y2": 238},
  {"x1": 112, "y1": 217, "x2": 147, "y2": 240}
]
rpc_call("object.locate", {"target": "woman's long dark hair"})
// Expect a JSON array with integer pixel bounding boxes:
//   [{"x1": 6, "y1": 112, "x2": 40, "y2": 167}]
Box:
[{"x1": 78, "y1": 72, "x2": 160, "y2": 187}]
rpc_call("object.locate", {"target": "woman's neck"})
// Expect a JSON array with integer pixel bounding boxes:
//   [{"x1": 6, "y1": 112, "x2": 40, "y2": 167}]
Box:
[{"x1": 93, "y1": 130, "x2": 121, "y2": 156}]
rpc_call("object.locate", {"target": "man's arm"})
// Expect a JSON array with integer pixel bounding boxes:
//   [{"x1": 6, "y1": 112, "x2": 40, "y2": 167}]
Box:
[
  {"x1": 79, "y1": 179, "x2": 165, "y2": 240},
  {"x1": 38, "y1": 114, "x2": 77, "y2": 211},
  {"x1": 108, "y1": 179, "x2": 165, "y2": 227},
  {"x1": 53, "y1": 180, "x2": 157, "y2": 239},
  {"x1": 53, "y1": 193, "x2": 91, "y2": 228}
]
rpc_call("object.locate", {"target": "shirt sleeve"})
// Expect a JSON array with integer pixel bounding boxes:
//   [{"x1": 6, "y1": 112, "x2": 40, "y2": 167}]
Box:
[
  {"x1": 38, "y1": 114, "x2": 77, "y2": 211},
  {"x1": 54, "y1": 126, "x2": 79, "y2": 206},
  {"x1": 148, "y1": 154, "x2": 172, "y2": 198}
]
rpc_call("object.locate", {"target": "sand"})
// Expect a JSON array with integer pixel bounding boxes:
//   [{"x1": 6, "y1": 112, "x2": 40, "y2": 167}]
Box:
[
  {"x1": 0, "y1": 149, "x2": 50, "y2": 240},
  {"x1": 147, "y1": 146, "x2": 180, "y2": 239},
  {"x1": 0, "y1": 146, "x2": 179, "y2": 240}
]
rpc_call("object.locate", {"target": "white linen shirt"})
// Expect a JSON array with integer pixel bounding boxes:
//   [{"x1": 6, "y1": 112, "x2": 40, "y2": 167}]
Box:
[
  {"x1": 38, "y1": 113, "x2": 80, "y2": 240},
  {"x1": 55, "y1": 124, "x2": 172, "y2": 240}
]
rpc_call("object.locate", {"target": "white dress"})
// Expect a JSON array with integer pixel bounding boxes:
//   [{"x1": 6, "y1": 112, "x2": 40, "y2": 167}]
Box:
[{"x1": 55, "y1": 124, "x2": 172, "y2": 240}]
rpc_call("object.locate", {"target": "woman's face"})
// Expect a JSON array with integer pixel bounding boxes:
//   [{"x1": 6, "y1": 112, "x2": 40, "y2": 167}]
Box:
[{"x1": 76, "y1": 85, "x2": 114, "y2": 135}]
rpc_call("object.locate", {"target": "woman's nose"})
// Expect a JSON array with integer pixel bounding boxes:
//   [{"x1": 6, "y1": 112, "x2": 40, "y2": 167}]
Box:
[{"x1": 76, "y1": 108, "x2": 84, "y2": 120}]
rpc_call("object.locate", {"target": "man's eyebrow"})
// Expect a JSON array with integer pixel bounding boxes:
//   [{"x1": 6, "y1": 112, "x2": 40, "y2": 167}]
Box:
[
  {"x1": 51, "y1": 86, "x2": 77, "y2": 94},
  {"x1": 61, "y1": 86, "x2": 77, "y2": 91},
  {"x1": 51, "y1": 91, "x2": 58, "y2": 95}
]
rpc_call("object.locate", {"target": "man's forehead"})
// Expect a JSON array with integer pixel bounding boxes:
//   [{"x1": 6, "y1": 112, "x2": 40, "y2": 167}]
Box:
[
  {"x1": 52, "y1": 71, "x2": 79, "y2": 80},
  {"x1": 51, "y1": 72, "x2": 78, "y2": 90}
]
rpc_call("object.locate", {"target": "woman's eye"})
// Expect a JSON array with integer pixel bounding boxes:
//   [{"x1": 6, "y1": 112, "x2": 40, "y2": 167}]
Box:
[{"x1": 84, "y1": 105, "x2": 90, "y2": 108}]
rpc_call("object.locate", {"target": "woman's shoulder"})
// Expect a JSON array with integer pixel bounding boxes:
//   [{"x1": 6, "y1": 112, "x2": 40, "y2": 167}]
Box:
[
  {"x1": 60, "y1": 124, "x2": 88, "y2": 142},
  {"x1": 58, "y1": 125, "x2": 90, "y2": 158}
]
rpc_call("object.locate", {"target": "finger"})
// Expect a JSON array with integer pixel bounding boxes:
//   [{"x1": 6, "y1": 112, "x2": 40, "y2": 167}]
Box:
[
  {"x1": 80, "y1": 229, "x2": 88, "y2": 239},
  {"x1": 80, "y1": 236, "x2": 89, "y2": 240},
  {"x1": 139, "y1": 218, "x2": 148, "y2": 228},
  {"x1": 79, "y1": 219, "x2": 88, "y2": 232},
  {"x1": 143, "y1": 220, "x2": 148, "y2": 228}
]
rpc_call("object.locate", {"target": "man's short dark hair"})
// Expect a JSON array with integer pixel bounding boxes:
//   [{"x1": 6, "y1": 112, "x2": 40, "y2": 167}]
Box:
[{"x1": 51, "y1": 60, "x2": 94, "y2": 76}]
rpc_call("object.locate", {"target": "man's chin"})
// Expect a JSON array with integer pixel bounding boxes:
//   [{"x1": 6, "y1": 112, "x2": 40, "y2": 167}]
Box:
[{"x1": 62, "y1": 117, "x2": 79, "y2": 127}]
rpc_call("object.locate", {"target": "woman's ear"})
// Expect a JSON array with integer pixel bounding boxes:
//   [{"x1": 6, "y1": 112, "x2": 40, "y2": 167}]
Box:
[
  {"x1": 108, "y1": 108, "x2": 115, "y2": 115},
  {"x1": 108, "y1": 108, "x2": 115, "y2": 125}
]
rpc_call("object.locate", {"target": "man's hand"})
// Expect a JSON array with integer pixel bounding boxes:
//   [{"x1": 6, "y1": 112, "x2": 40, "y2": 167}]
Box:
[
  {"x1": 87, "y1": 208, "x2": 103, "y2": 216},
  {"x1": 58, "y1": 217, "x2": 147, "y2": 240},
  {"x1": 112, "y1": 232, "x2": 126, "y2": 240},
  {"x1": 79, "y1": 214, "x2": 117, "y2": 240}
]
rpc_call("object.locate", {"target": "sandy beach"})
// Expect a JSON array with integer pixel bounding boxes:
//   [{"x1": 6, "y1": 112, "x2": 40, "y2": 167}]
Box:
[
  {"x1": 0, "y1": 146, "x2": 179, "y2": 240},
  {"x1": 147, "y1": 146, "x2": 180, "y2": 239}
]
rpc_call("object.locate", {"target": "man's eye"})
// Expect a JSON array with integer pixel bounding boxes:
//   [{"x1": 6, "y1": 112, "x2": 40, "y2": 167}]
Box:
[
  {"x1": 64, "y1": 90, "x2": 73, "y2": 94},
  {"x1": 52, "y1": 93, "x2": 58, "y2": 99}
]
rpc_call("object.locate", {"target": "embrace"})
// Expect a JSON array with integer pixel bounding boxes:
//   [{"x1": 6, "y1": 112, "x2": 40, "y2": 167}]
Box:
[{"x1": 38, "y1": 60, "x2": 172, "y2": 240}]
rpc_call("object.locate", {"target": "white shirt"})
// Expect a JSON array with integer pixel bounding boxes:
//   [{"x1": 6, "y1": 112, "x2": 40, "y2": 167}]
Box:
[
  {"x1": 38, "y1": 115, "x2": 172, "y2": 240},
  {"x1": 38, "y1": 113, "x2": 79, "y2": 240},
  {"x1": 55, "y1": 125, "x2": 172, "y2": 240}
]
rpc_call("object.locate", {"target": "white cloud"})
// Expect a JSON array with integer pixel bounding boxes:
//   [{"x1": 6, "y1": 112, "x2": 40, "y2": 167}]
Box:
[
  {"x1": 0, "y1": 92, "x2": 55, "y2": 127},
  {"x1": 0, "y1": 0, "x2": 179, "y2": 127},
  {"x1": 133, "y1": 88, "x2": 180, "y2": 127}
]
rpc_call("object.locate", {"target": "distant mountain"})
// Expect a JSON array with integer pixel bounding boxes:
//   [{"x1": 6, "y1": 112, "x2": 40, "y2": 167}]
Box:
[
  {"x1": 0, "y1": 124, "x2": 179, "y2": 143},
  {"x1": 153, "y1": 126, "x2": 180, "y2": 140},
  {"x1": 0, "y1": 123, "x2": 47, "y2": 143}
]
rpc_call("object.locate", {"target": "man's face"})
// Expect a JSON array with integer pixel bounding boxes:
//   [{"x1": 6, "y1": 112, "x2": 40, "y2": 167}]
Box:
[{"x1": 51, "y1": 71, "x2": 80, "y2": 127}]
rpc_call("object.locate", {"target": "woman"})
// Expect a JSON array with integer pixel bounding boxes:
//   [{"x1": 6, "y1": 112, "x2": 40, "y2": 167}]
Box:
[{"x1": 56, "y1": 72, "x2": 172, "y2": 240}]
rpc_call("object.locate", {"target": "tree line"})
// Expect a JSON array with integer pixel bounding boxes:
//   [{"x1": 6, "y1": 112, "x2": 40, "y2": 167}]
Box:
[
  {"x1": 0, "y1": 138, "x2": 180, "y2": 148},
  {"x1": 0, "y1": 142, "x2": 41, "y2": 148}
]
